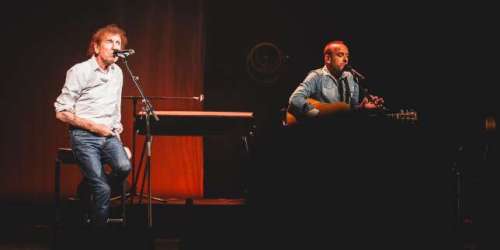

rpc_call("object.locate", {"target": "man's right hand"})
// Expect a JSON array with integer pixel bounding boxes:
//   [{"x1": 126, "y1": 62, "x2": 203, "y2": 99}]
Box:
[
  {"x1": 56, "y1": 111, "x2": 114, "y2": 137},
  {"x1": 305, "y1": 108, "x2": 320, "y2": 117},
  {"x1": 90, "y1": 123, "x2": 114, "y2": 137}
]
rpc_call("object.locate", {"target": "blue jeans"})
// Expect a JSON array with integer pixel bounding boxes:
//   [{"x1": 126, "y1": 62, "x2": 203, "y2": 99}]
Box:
[{"x1": 69, "y1": 128, "x2": 131, "y2": 224}]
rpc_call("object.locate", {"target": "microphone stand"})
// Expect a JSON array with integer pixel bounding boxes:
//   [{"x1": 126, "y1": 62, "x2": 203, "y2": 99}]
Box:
[
  {"x1": 121, "y1": 55, "x2": 159, "y2": 228},
  {"x1": 348, "y1": 66, "x2": 388, "y2": 112}
]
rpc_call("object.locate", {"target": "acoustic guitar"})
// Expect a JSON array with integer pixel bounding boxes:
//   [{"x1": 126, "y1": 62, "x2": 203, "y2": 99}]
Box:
[{"x1": 285, "y1": 98, "x2": 417, "y2": 126}]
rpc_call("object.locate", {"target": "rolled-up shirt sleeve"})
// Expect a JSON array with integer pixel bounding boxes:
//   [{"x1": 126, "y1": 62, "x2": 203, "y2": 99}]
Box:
[{"x1": 54, "y1": 66, "x2": 83, "y2": 113}]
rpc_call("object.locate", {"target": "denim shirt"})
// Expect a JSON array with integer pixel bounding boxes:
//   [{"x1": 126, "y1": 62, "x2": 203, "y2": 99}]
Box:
[
  {"x1": 288, "y1": 66, "x2": 360, "y2": 117},
  {"x1": 54, "y1": 56, "x2": 124, "y2": 134}
]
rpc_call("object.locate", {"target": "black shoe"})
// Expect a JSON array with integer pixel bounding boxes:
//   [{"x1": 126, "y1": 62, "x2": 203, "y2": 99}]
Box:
[
  {"x1": 106, "y1": 175, "x2": 130, "y2": 198},
  {"x1": 76, "y1": 178, "x2": 92, "y2": 201},
  {"x1": 76, "y1": 178, "x2": 94, "y2": 225}
]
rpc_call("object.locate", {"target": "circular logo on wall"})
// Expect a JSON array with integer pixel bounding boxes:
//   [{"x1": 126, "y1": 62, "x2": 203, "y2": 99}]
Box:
[{"x1": 246, "y1": 42, "x2": 284, "y2": 85}]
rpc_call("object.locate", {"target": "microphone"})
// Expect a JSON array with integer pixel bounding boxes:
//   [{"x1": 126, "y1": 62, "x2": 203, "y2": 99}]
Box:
[
  {"x1": 195, "y1": 94, "x2": 205, "y2": 103},
  {"x1": 344, "y1": 65, "x2": 366, "y2": 81},
  {"x1": 113, "y1": 49, "x2": 135, "y2": 58}
]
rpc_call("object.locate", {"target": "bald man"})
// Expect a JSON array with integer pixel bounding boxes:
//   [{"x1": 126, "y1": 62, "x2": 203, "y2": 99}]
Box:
[{"x1": 287, "y1": 40, "x2": 383, "y2": 121}]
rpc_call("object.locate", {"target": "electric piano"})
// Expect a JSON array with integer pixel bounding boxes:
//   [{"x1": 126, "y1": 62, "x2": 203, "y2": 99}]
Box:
[{"x1": 134, "y1": 111, "x2": 255, "y2": 136}]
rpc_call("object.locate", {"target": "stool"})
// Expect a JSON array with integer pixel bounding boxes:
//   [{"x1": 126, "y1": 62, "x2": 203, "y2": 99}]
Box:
[{"x1": 54, "y1": 147, "x2": 127, "y2": 227}]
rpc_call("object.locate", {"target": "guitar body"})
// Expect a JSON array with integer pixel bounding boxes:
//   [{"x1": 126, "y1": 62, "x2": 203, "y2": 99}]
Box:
[{"x1": 285, "y1": 99, "x2": 351, "y2": 126}]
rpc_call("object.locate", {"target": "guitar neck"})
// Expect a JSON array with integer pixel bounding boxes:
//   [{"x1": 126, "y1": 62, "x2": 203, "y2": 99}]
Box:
[{"x1": 364, "y1": 108, "x2": 418, "y2": 122}]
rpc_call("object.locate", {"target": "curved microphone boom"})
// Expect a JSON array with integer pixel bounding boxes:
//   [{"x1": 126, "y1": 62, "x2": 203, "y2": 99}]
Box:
[
  {"x1": 114, "y1": 49, "x2": 135, "y2": 58},
  {"x1": 344, "y1": 64, "x2": 366, "y2": 81}
]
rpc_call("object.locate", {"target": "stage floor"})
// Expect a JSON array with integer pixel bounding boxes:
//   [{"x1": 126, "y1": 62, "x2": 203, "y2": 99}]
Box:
[{"x1": 0, "y1": 198, "x2": 482, "y2": 250}]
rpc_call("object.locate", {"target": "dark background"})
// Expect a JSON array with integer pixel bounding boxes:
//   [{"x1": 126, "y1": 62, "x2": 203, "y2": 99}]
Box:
[{"x1": 203, "y1": 0, "x2": 500, "y2": 203}]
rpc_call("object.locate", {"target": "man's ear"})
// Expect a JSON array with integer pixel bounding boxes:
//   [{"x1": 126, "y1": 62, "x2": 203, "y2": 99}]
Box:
[
  {"x1": 93, "y1": 43, "x2": 99, "y2": 55},
  {"x1": 324, "y1": 54, "x2": 331, "y2": 64}
]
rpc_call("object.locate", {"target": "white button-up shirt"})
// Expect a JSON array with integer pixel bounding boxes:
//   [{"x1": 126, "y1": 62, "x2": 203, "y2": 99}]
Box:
[{"x1": 54, "y1": 56, "x2": 124, "y2": 133}]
